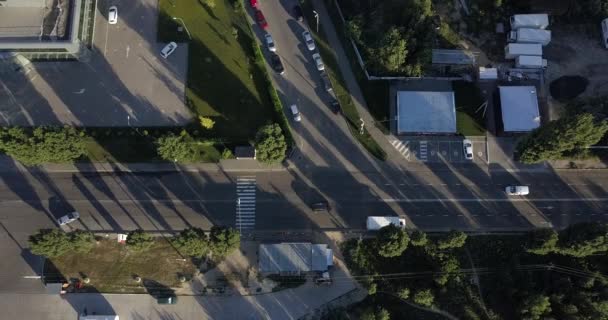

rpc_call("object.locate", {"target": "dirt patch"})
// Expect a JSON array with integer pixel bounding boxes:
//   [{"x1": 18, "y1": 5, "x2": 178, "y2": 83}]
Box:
[{"x1": 550, "y1": 76, "x2": 589, "y2": 101}]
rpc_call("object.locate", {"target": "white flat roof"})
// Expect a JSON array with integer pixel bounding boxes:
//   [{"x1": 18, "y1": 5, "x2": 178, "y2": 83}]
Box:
[
  {"x1": 499, "y1": 86, "x2": 540, "y2": 132},
  {"x1": 397, "y1": 91, "x2": 456, "y2": 133}
]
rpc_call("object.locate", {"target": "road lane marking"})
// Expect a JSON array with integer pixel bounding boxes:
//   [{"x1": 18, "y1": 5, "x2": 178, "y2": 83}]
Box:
[{"x1": 381, "y1": 198, "x2": 608, "y2": 203}]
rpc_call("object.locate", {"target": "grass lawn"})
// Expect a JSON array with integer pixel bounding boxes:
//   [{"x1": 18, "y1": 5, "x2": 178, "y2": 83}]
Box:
[
  {"x1": 158, "y1": 0, "x2": 275, "y2": 141},
  {"x1": 46, "y1": 238, "x2": 197, "y2": 293},
  {"x1": 453, "y1": 81, "x2": 486, "y2": 136},
  {"x1": 301, "y1": 2, "x2": 386, "y2": 160}
]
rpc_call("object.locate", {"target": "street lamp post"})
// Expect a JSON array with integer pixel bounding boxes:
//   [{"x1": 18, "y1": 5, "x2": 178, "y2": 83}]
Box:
[
  {"x1": 172, "y1": 17, "x2": 192, "y2": 40},
  {"x1": 312, "y1": 10, "x2": 319, "y2": 33}
]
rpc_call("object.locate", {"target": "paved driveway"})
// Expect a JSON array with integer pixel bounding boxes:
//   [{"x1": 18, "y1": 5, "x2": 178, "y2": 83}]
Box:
[
  {"x1": 389, "y1": 137, "x2": 488, "y2": 164},
  {"x1": 0, "y1": 0, "x2": 191, "y2": 127}
]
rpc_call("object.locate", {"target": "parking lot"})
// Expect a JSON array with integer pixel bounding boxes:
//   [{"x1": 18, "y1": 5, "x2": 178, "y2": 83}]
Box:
[
  {"x1": 389, "y1": 137, "x2": 487, "y2": 164},
  {"x1": 0, "y1": 0, "x2": 192, "y2": 127}
]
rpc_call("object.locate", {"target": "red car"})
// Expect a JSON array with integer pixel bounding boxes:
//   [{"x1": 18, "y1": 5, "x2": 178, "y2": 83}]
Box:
[
  {"x1": 249, "y1": 0, "x2": 258, "y2": 7},
  {"x1": 255, "y1": 10, "x2": 268, "y2": 29}
]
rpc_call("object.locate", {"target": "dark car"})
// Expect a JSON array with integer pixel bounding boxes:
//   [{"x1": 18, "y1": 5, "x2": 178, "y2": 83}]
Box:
[
  {"x1": 329, "y1": 98, "x2": 340, "y2": 114},
  {"x1": 157, "y1": 295, "x2": 178, "y2": 305},
  {"x1": 293, "y1": 5, "x2": 303, "y2": 21},
  {"x1": 311, "y1": 201, "x2": 330, "y2": 212},
  {"x1": 270, "y1": 53, "x2": 285, "y2": 75},
  {"x1": 255, "y1": 10, "x2": 268, "y2": 30},
  {"x1": 320, "y1": 72, "x2": 333, "y2": 92}
]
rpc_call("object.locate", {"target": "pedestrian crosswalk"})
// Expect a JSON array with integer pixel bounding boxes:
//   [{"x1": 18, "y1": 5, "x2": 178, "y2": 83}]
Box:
[
  {"x1": 390, "y1": 139, "x2": 410, "y2": 160},
  {"x1": 236, "y1": 176, "x2": 256, "y2": 231},
  {"x1": 419, "y1": 140, "x2": 428, "y2": 162}
]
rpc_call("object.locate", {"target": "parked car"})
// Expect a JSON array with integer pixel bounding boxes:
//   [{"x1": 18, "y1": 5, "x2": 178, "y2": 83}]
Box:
[
  {"x1": 505, "y1": 186, "x2": 530, "y2": 196},
  {"x1": 249, "y1": 0, "x2": 258, "y2": 8},
  {"x1": 108, "y1": 6, "x2": 118, "y2": 24},
  {"x1": 264, "y1": 33, "x2": 276, "y2": 52},
  {"x1": 270, "y1": 53, "x2": 284, "y2": 75},
  {"x1": 57, "y1": 211, "x2": 80, "y2": 226},
  {"x1": 293, "y1": 5, "x2": 303, "y2": 21},
  {"x1": 462, "y1": 139, "x2": 473, "y2": 160},
  {"x1": 311, "y1": 201, "x2": 330, "y2": 212},
  {"x1": 312, "y1": 53, "x2": 324, "y2": 71},
  {"x1": 302, "y1": 31, "x2": 315, "y2": 51},
  {"x1": 157, "y1": 295, "x2": 178, "y2": 305},
  {"x1": 160, "y1": 42, "x2": 178, "y2": 59},
  {"x1": 320, "y1": 72, "x2": 333, "y2": 92},
  {"x1": 290, "y1": 104, "x2": 301, "y2": 122},
  {"x1": 602, "y1": 18, "x2": 608, "y2": 48},
  {"x1": 255, "y1": 10, "x2": 268, "y2": 29},
  {"x1": 329, "y1": 98, "x2": 340, "y2": 114}
]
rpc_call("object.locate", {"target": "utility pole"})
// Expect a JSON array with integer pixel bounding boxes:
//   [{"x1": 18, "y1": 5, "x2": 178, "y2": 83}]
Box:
[{"x1": 313, "y1": 10, "x2": 319, "y2": 33}]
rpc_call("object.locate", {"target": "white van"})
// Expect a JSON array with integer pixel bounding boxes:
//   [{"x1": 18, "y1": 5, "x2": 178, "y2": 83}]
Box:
[
  {"x1": 290, "y1": 104, "x2": 301, "y2": 122},
  {"x1": 366, "y1": 216, "x2": 406, "y2": 230},
  {"x1": 505, "y1": 186, "x2": 529, "y2": 196}
]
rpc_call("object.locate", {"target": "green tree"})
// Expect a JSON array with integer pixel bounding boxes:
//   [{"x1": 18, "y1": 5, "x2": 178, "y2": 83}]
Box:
[
  {"x1": 28, "y1": 229, "x2": 73, "y2": 258},
  {"x1": 557, "y1": 222, "x2": 608, "y2": 257},
  {"x1": 0, "y1": 127, "x2": 87, "y2": 165},
  {"x1": 437, "y1": 230, "x2": 467, "y2": 250},
  {"x1": 199, "y1": 116, "x2": 215, "y2": 130},
  {"x1": 255, "y1": 123, "x2": 287, "y2": 164},
  {"x1": 155, "y1": 131, "x2": 199, "y2": 162},
  {"x1": 516, "y1": 113, "x2": 608, "y2": 163},
  {"x1": 360, "y1": 307, "x2": 390, "y2": 320},
  {"x1": 345, "y1": 16, "x2": 364, "y2": 43},
  {"x1": 410, "y1": 230, "x2": 428, "y2": 247},
  {"x1": 126, "y1": 229, "x2": 155, "y2": 252},
  {"x1": 525, "y1": 228, "x2": 558, "y2": 255},
  {"x1": 70, "y1": 230, "x2": 96, "y2": 253},
  {"x1": 376, "y1": 224, "x2": 410, "y2": 257},
  {"x1": 413, "y1": 289, "x2": 434, "y2": 307},
  {"x1": 434, "y1": 255, "x2": 460, "y2": 286},
  {"x1": 397, "y1": 287, "x2": 410, "y2": 299},
  {"x1": 209, "y1": 226, "x2": 240, "y2": 257},
  {"x1": 519, "y1": 294, "x2": 551, "y2": 320},
  {"x1": 172, "y1": 227, "x2": 209, "y2": 257},
  {"x1": 370, "y1": 27, "x2": 408, "y2": 73}
]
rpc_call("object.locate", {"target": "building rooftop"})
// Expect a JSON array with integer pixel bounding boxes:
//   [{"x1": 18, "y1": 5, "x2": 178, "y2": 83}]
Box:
[
  {"x1": 499, "y1": 86, "x2": 541, "y2": 132},
  {"x1": 396, "y1": 91, "x2": 456, "y2": 134},
  {"x1": 432, "y1": 49, "x2": 476, "y2": 65},
  {"x1": 259, "y1": 243, "x2": 332, "y2": 274}
]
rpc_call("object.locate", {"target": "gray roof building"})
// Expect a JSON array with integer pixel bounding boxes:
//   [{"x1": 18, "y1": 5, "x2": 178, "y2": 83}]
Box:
[
  {"x1": 259, "y1": 243, "x2": 333, "y2": 274},
  {"x1": 499, "y1": 86, "x2": 540, "y2": 132},
  {"x1": 396, "y1": 91, "x2": 456, "y2": 134}
]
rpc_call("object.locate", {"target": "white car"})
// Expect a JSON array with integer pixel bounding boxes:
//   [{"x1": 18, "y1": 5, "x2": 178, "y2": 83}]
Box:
[
  {"x1": 290, "y1": 104, "x2": 301, "y2": 122},
  {"x1": 302, "y1": 31, "x2": 315, "y2": 51},
  {"x1": 264, "y1": 33, "x2": 276, "y2": 52},
  {"x1": 160, "y1": 42, "x2": 178, "y2": 59},
  {"x1": 505, "y1": 186, "x2": 529, "y2": 196},
  {"x1": 602, "y1": 18, "x2": 608, "y2": 49},
  {"x1": 108, "y1": 6, "x2": 118, "y2": 24},
  {"x1": 463, "y1": 139, "x2": 473, "y2": 160},
  {"x1": 57, "y1": 211, "x2": 80, "y2": 226},
  {"x1": 312, "y1": 53, "x2": 324, "y2": 71}
]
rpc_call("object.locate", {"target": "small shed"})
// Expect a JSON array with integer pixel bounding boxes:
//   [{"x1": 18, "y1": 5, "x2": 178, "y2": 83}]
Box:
[
  {"x1": 479, "y1": 67, "x2": 498, "y2": 80},
  {"x1": 235, "y1": 146, "x2": 256, "y2": 159},
  {"x1": 499, "y1": 86, "x2": 541, "y2": 132},
  {"x1": 396, "y1": 91, "x2": 456, "y2": 134}
]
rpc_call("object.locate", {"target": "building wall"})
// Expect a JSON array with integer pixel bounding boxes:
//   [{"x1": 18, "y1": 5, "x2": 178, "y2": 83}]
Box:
[{"x1": 0, "y1": 0, "x2": 46, "y2": 7}]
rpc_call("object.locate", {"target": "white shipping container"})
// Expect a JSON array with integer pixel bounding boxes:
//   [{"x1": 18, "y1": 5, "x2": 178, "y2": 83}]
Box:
[
  {"x1": 366, "y1": 216, "x2": 406, "y2": 230},
  {"x1": 508, "y1": 28, "x2": 551, "y2": 46},
  {"x1": 510, "y1": 14, "x2": 549, "y2": 30},
  {"x1": 515, "y1": 55, "x2": 547, "y2": 68},
  {"x1": 505, "y1": 43, "x2": 542, "y2": 59}
]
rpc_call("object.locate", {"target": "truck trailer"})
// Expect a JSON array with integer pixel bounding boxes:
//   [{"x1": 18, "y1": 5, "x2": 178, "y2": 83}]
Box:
[
  {"x1": 515, "y1": 55, "x2": 547, "y2": 69},
  {"x1": 366, "y1": 216, "x2": 406, "y2": 230},
  {"x1": 504, "y1": 43, "x2": 542, "y2": 59},
  {"x1": 510, "y1": 14, "x2": 549, "y2": 30},
  {"x1": 508, "y1": 28, "x2": 551, "y2": 46}
]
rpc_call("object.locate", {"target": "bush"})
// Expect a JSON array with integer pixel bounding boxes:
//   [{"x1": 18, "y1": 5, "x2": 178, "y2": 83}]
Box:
[
  {"x1": 70, "y1": 230, "x2": 96, "y2": 253},
  {"x1": 221, "y1": 148, "x2": 234, "y2": 159},
  {"x1": 126, "y1": 230, "x2": 155, "y2": 252},
  {"x1": 254, "y1": 123, "x2": 287, "y2": 164},
  {"x1": 172, "y1": 228, "x2": 208, "y2": 257},
  {"x1": 413, "y1": 289, "x2": 434, "y2": 307},
  {"x1": 437, "y1": 230, "x2": 467, "y2": 250},
  {"x1": 155, "y1": 131, "x2": 200, "y2": 163},
  {"x1": 209, "y1": 226, "x2": 240, "y2": 257},
  {"x1": 28, "y1": 229, "x2": 73, "y2": 258},
  {"x1": 525, "y1": 228, "x2": 558, "y2": 255},
  {"x1": 199, "y1": 116, "x2": 215, "y2": 130},
  {"x1": 0, "y1": 127, "x2": 87, "y2": 165}
]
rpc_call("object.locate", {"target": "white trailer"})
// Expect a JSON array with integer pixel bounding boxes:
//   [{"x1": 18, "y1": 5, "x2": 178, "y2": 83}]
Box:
[
  {"x1": 504, "y1": 43, "x2": 542, "y2": 59},
  {"x1": 508, "y1": 28, "x2": 551, "y2": 46},
  {"x1": 510, "y1": 14, "x2": 549, "y2": 30},
  {"x1": 366, "y1": 216, "x2": 406, "y2": 230},
  {"x1": 515, "y1": 55, "x2": 547, "y2": 69}
]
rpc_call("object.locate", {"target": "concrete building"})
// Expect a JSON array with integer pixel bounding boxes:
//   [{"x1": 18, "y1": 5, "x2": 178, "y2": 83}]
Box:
[
  {"x1": 259, "y1": 243, "x2": 333, "y2": 275},
  {"x1": 396, "y1": 91, "x2": 456, "y2": 134},
  {"x1": 498, "y1": 86, "x2": 541, "y2": 132}
]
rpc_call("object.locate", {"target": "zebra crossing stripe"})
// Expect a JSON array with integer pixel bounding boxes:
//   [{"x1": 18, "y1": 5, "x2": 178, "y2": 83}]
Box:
[{"x1": 236, "y1": 176, "x2": 256, "y2": 230}]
